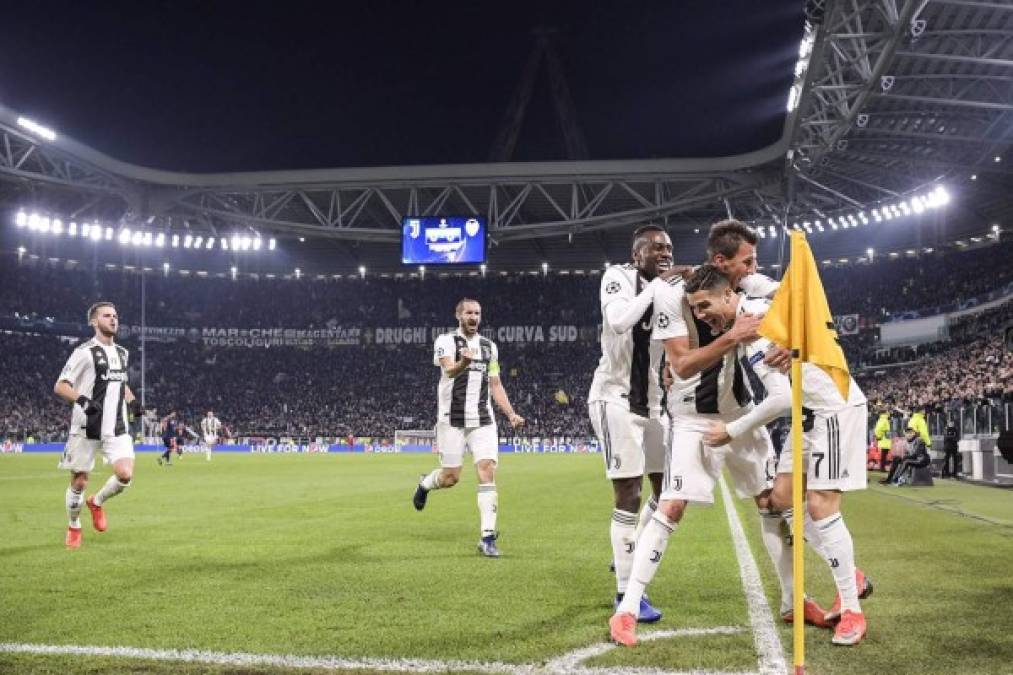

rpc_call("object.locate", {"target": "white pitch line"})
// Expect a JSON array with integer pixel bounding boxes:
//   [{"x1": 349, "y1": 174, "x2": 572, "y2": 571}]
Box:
[
  {"x1": 0, "y1": 628, "x2": 756, "y2": 675},
  {"x1": 717, "y1": 475, "x2": 787, "y2": 675}
]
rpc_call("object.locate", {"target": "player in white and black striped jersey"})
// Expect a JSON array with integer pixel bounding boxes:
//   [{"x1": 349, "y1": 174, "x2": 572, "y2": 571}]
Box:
[
  {"x1": 201, "y1": 410, "x2": 222, "y2": 461},
  {"x1": 412, "y1": 298, "x2": 525, "y2": 558},
  {"x1": 53, "y1": 302, "x2": 141, "y2": 549},
  {"x1": 588, "y1": 224, "x2": 689, "y2": 623},
  {"x1": 611, "y1": 220, "x2": 806, "y2": 646}
]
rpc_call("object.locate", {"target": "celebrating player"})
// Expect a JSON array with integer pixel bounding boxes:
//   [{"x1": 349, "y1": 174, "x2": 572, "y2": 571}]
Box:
[
  {"x1": 53, "y1": 302, "x2": 140, "y2": 549},
  {"x1": 412, "y1": 298, "x2": 525, "y2": 558},
  {"x1": 685, "y1": 264, "x2": 873, "y2": 645},
  {"x1": 589, "y1": 225, "x2": 678, "y2": 623},
  {"x1": 201, "y1": 410, "x2": 222, "y2": 461},
  {"x1": 610, "y1": 220, "x2": 810, "y2": 646}
]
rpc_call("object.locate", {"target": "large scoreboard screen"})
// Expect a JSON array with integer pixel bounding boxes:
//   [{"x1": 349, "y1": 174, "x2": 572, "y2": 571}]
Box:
[{"x1": 401, "y1": 216, "x2": 486, "y2": 265}]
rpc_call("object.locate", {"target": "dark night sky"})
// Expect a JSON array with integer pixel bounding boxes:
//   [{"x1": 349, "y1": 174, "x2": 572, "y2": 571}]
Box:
[{"x1": 0, "y1": 1, "x2": 804, "y2": 172}]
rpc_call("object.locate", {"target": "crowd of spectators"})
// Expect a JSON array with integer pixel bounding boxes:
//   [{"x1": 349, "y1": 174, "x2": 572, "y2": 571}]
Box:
[{"x1": 2, "y1": 239, "x2": 1010, "y2": 442}]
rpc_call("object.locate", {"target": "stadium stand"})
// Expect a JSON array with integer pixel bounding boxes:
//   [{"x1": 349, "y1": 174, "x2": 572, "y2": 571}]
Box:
[{"x1": 2, "y1": 240, "x2": 1010, "y2": 442}]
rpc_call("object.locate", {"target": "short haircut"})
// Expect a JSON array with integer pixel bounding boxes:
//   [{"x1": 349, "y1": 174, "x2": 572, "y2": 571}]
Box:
[
  {"x1": 455, "y1": 297, "x2": 480, "y2": 314},
  {"x1": 684, "y1": 263, "x2": 731, "y2": 295},
  {"x1": 631, "y1": 224, "x2": 668, "y2": 255},
  {"x1": 87, "y1": 301, "x2": 116, "y2": 323},
  {"x1": 707, "y1": 219, "x2": 757, "y2": 260}
]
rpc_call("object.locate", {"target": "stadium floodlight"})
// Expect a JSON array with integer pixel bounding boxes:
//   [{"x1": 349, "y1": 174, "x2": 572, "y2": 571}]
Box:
[
  {"x1": 268, "y1": 238, "x2": 276, "y2": 251},
  {"x1": 867, "y1": 247, "x2": 874, "y2": 261},
  {"x1": 230, "y1": 235, "x2": 240, "y2": 250},
  {"x1": 155, "y1": 232, "x2": 165, "y2": 247},
  {"x1": 899, "y1": 201, "x2": 911, "y2": 215},
  {"x1": 17, "y1": 245, "x2": 26, "y2": 256},
  {"x1": 105, "y1": 227, "x2": 113, "y2": 240},
  {"x1": 92, "y1": 227, "x2": 103, "y2": 242},
  {"x1": 230, "y1": 265, "x2": 237, "y2": 280},
  {"x1": 27, "y1": 212, "x2": 39, "y2": 231},
  {"x1": 418, "y1": 265, "x2": 425, "y2": 278},
  {"x1": 68, "y1": 222, "x2": 77, "y2": 236},
  {"x1": 222, "y1": 238, "x2": 229, "y2": 250},
  {"x1": 934, "y1": 185, "x2": 950, "y2": 205},
  {"x1": 767, "y1": 225, "x2": 776, "y2": 238},
  {"x1": 882, "y1": 207, "x2": 893, "y2": 220},
  {"x1": 118, "y1": 229, "x2": 131, "y2": 245},
  {"x1": 358, "y1": 265, "x2": 366, "y2": 278},
  {"x1": 52, "y1": 219, "x2": 63, "y2": 235},
  {"x1": 995, "y1": 156, "x2": 1002, "y2": 163},
  {"x1": 241, "y1": 235, "x2": 251, "y2": 251},
  {"x1": 802, "y1": 221, "x2": 812, "y2": 233},
  {"x1": 194, "y1": 235, "x2": 203, "y2": 248},
  {"x1": 970, "y1": 174, "x2": 977, "y2": 180},
  {"x1": 757, "y1": 227, "x2": 766, "y2": 239},
  {"x1": 480, "y1": 263, "x2": 487, "y2": 275},
  {"x1": 163, "y1": 262, "x2": 170, "y2": 274},
  {"x1": 206, "y1": 237, "x2": 215, "y2": 249},
  {"x1": 183, "y1": 234, "x2": 193, "y2": 249},
  {"x1": 15, "y1": 211, "x2": 27, "y2": 227},
  {"x1": 39, "y1": 216, "x2": 52, "y2": 233},
  {"x1": 131, "y1": 231, "x2": 143, "y2": 246},
  {"x1": 912, "y1": 197, "x2": 925, "y2": 214},
  {"x1": 16, "y1": 116, "x2": 57, "y2": 141},
  {"x1": 294, "y1": 267, "x2": 301, "y2": 279},
  {"x1": 541, "y1": 262, "x2": 549, "y2": 274},
  {"x1": 252, "y1": 238, "x2": 261, "y2": 251},
  {"x1": 815, "y1": 221, "x2": 824, "y2": 232},
  {"x1": 143, "y1": 231, "x2": 153, "y2": 247}
]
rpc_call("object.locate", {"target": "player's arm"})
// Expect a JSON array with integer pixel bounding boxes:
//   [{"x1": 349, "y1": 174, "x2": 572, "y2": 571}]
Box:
[
  {"x1": 489, "y1": 368, "x2": 524, "y2": 429},
  {"x1": 662, "y1": 314, "x2": 761, "y2": 380},
  {"x1": 703, "y1": 367, "x2": 791, "y2": 447},
  {"x1": 53, "y1": 350, "x2": 100, "y2": 414},
  {"x1": 603, "y1": 277, "x2": 665, "y2": 334},
  {"x1": 439, "y1": 352, "x2": 473, "y2": 378}
]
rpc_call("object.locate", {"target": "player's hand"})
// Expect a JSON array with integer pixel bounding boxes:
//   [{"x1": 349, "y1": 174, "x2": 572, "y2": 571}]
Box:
[
  {"x1": 508, "y1": 413, "x2": 525, "y2": 429},
  {"x1": 459, "y1": 348, "x2": 476, "y2": 363},
  {"x1": 727, "y1": 312, "x2": 762, "y2": 343},
  {"x1": 702, "y1": 420, "x2": 731, "y2": 447},
  {"x1": 76, "y1": 395, "x2": 102, "y2": 417},
  {"x1": 127, "y1": 399, "x2": 142, "y2": 418},
  {"x1": 763, "y1": 346, "x2": 792, "y2": 373},
  {"x1": 659, "y1": 265, "x2": 694, "y2": 281}
]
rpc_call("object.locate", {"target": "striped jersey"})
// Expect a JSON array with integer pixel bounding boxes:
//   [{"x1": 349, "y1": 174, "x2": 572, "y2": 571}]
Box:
[
  {"x1": 433, "y1": 329, "x2": 499, "y2": 428},
  {"x1": 59, "y1": 338, "x2": 130, "y2": 439},
  {"x1": 588, "y1": 264, "x2": 666, "y2": 418},
  {"x1": 652, "y1": 273, "x2": 779, "y2": 416},
  {"x1": 201, "y1": 415, "x2": 222, "y2": 438}
]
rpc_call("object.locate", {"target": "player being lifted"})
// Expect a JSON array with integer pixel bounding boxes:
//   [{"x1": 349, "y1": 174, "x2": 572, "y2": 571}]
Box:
[
  {"x1": 610, "y1": 220, "x2": 813, "y2": 646},
  {"x1": 412, "y1": 298, "x2": 525, "y2": 558},
  {"x1": 685, "y1": 264, "x2": 872, "y2": 646},
  {"x1": 588, "y1": 225, "x2": 681, "y2": 623},
  {"x1": 201, "y1": 410, "x2": 222, "y2": 461},
  {"x1": 53, "y1": 302, "x2": 141, "y2": 549}
]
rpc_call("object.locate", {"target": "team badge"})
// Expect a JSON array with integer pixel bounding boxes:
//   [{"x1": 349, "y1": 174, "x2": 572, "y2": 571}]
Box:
[
  {"x1": 657, "y1": 313, "x2": 670, "y2": 328},
  {"x1": 605, "y1": 281, "x2": 621, "y2": 294}
]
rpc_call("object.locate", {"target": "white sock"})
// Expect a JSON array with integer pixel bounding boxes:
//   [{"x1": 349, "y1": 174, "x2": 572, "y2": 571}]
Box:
[
  {"x1": 610, "y1": 509, "x2": 638, "y2": 594},
  {"x1": 477, "y1": 483, "x2": 497, "y2": 538},
  {"x1": 421, "y1": 469, "x2": 443, "y2": 491},
  {"x1": 93, "y1": 475, "x2": 130, "y2": 506},
  {"x1": 66, "y1": 486, "x2": 84, "y2": 529},
  {"x1": 782, "y1": 507, "x2": 827, "y2": 557},
  {"x1": 634, "y1": 495, "x2": 658, "y2": 542},
  {"x1": 759, "y1": 509, "x2": 794, "y2": 613},
  {"x1": 616, "y1": 511, "x2": 676, "y2": 615},
  {"x1": 813, "y1": 513, "x2": 860, "y2": 613}
]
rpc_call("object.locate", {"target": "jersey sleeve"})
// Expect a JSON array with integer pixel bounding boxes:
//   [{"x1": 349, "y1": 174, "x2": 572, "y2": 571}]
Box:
[
  {"x1": 599, "y1": 266, "x2": 634, "y2": 310},
  {"x1": 739, "y1": 273, "x2": 779, "y2": 299},
  {"x1": 651, "y1": 281, "x2": 688, "y2": 340},
  {"x1": 58, "y1": 348, "x2": 88, "y2": 385},
  {"x1": 740, "y1": 336, "x2": 777, "y2": 381},
  {"x1": 433, "y1": 334, "x2": 454, "y2": 367}
]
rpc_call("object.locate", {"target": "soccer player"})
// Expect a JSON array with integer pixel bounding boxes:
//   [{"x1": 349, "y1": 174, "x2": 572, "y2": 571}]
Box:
[
  {"x1": 684, "y1": 264, "x2": 872, "y2": 646},
  {"x1": 201, "y1": 410, "x2": 222, "y2": 461},
  {"x1": 412, "y1": 298, "x2": 525, "y2": 558},
  {"x1": 159, "y1": 411, "x2": 179, "y2": 465},
  {"x1": 589, "y1": 224, "x2": 679, "y2": 623},
  {"x1": 53, "y1": 301, "x2": 140, "y2": 549},
  {"x1": 609, "y1": 220, "x2": 811, "y2": 646}
]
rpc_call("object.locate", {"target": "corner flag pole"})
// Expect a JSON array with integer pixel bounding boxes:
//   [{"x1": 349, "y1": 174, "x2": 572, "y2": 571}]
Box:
[{"x1": 790, "y1": 230, "x2": 806, "y2": 675}]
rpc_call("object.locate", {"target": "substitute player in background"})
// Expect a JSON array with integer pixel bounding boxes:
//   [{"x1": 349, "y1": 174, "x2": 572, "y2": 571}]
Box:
[
  {"x1": 412, "y1": 298, "x2": 525, "y2": 558},
  {"x1": 589, "y1": 224, "x2": 679, "y2": 623},
  {"x1": 685, "y1": 264, "x2": 872, "y2": 645},
  {"x1": 201, "y1": 410, "x2": 222, "y2": 461},
  {"x1": 53, "y1": 301, "x2": 140, "y2": 549}
]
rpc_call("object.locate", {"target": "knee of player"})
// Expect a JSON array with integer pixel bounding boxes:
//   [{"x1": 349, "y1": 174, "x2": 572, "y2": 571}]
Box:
[
  {"x1": 657, "y1": 499, "x2": 685, "y2": 522},
  {"x1": 441, "y1": 472, "x2": 460, "y2": 487},
  {"x1": 115, "y1": 470, "x2": 133, "y2": 484}
]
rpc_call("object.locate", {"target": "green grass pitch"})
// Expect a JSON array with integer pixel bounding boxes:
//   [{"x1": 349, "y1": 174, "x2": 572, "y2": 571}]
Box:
[{"x1": 1, "y1": 453, "x2": 1012, "y2": 674}]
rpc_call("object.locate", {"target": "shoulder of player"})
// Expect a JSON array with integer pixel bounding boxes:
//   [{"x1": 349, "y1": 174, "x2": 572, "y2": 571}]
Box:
[
  {"x1": 73, "y1": 338, "x2": 98, "y2": 352},
  {"x1": 738, "y1": 296, "x2": 771, "y2": 316}
]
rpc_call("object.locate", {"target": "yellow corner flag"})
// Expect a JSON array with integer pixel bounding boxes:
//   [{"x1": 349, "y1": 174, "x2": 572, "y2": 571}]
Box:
[
  {"x1": 757, "y1": 231, "x2": 851, "y2": 675},
  {"x1": 758, "y1": 232, "x2": 850, "y2": 401}
]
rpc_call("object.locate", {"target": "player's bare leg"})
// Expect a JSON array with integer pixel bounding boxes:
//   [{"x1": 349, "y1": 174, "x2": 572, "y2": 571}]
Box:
[
  {"x1": 86, "y1": 457, "x2": 133, "y2": 533},
  {"x1": 475, "y1": 458, "x2": 499, "y2": 557},
  {"x1": 65, "y1": 471, "x2": 88, "y2": 548}
]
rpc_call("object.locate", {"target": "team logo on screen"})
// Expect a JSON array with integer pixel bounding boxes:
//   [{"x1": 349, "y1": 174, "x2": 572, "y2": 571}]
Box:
[{"x1": 465, "y1": 218, "x2": 480, "y2": 237}]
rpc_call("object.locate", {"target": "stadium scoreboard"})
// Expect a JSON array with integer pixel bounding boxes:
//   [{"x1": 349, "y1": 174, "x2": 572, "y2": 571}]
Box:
[{"x1": 401, "y1": 216, "x2": 486, "y2": 265}]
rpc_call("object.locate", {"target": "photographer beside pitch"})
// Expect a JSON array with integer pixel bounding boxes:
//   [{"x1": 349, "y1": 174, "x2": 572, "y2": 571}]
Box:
[{"x1": 53, "y1": 301, "x2": 141, "y2": 549}]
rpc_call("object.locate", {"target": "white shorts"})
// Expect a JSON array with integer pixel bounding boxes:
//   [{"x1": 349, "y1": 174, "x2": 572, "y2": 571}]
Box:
[
  {"x1": 588, "y1": 401, "x2": 668, "y2": 479},
  {"x1": 662, "y1": 412, "x2": 774, "y2": 504},
  {"x1": 436, "y1": 422, "x2": 497, "y2": 467},
  {"x1": 59, "y1": 434, "x2": 134, "y2": 473},
  {"x1": 203, "y1": 434, "x2": 218, "y2": 445},
  {"x1": 777, "y1": 404, "x2": 867, "y2": 492}
]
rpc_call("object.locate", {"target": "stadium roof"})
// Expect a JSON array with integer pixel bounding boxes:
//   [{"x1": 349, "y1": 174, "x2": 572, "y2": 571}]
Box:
[{"x1": 1, "y1": 0, "x2": 1011, "y2": 272}]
